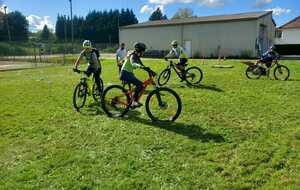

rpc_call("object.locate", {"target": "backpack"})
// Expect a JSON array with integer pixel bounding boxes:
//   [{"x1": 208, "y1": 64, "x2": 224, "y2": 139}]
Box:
[{"x1": 92, "y1": 48, "x2": 100, "y2": 60}]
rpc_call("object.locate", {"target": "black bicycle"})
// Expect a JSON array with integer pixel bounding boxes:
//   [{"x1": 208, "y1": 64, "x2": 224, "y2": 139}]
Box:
[
  {"x1": 158, "y1": 60, "x2": 203, "y2": 86},
  {"x1": 102, "y1": 67, "x2": 182, "y2": 122},
  {"x1": 73, "y1": 69, "x2": 104, "y2": 111},
  {"x1": 245, "y1": 58, "x2": 290, "y2": 80}
]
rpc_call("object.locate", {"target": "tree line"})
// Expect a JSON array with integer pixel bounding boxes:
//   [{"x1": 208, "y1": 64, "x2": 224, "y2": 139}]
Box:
[
  {"x1": 0, "y1": 11, "x2": 29, "y2": 41},
  {"x1": 55, "y1": 9, "x2": 138, "y2": 43}
]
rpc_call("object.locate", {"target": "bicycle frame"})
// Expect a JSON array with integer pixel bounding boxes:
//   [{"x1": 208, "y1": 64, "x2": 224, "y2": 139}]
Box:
[{"x1": 167, "y1": 61, "x2": 185, "y2": 78}]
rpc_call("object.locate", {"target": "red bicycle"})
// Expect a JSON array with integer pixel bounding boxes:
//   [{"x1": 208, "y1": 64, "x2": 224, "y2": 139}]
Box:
[{"x1": 101, "y1": 68, "x2": 182, "y2": 122}]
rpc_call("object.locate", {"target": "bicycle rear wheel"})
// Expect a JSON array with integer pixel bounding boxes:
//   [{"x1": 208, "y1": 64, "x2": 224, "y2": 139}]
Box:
[
  {"x1": 92, "y1": 78, "x2": 104, "y2": 102},
  {"x1": 101, "y1": 85, "x2": 130, "y2": 117},
  {"x1": 73, "y1": 83, "x2": 88, "y2": 111},
  {"x1": 145, "y1": 88, "x2": 182, "y2": 122},
  {"x1": 158, "y1": 69, "x2": 171, "y2": 86},
  {"x1": 274, "y1": 65, "x2": 290, "y2": 81},
  {"x1": 246, "y1": 66, "x2": 262, "y2": 79},
  {"x1": 185, "y1": 67, "x2": 203, "y2": 85}
]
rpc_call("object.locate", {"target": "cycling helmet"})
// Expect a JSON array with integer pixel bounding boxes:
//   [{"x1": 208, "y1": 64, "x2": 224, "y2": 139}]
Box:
[
  {"x1": 269, "y1": 45, "x2": 276, "y2": 51},
  {"x1": 171, "y1": 40, "x2": 178, "y2": 47},
  {"x1": 83, "y1": 40, "x2": 92, "y2": 49},
  {"x1": 134, "y1": 42, "x2": 146, "y2": 53}
]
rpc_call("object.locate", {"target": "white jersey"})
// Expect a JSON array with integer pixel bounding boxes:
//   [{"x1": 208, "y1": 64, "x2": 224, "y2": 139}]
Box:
[{"x1": 116, "y1": 48, "x2": 127, "y2": 61}]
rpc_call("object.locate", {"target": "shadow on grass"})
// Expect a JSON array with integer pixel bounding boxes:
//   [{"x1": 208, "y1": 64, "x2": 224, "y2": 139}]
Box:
[
  {"x1": 123, "y1": 113, "x2": 225, "y2": 143},
  {"x1": 168, "y1": 83, "x2": 224, "y2": 92},
  {"x1": 79, "y1": 102, "x2": 105, "y2": 116}
]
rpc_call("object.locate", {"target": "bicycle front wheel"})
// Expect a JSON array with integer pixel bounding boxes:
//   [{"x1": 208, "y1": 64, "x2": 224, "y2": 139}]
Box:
[
  {"x1": 73, "y1": 83, "x2": 88, "y2": 111},
  {"x1": 158, "y1": 69, "x2": 171, "y2": 86},
  {"x1": 145, "y1": 88, "x2": 182, "y2": 122},
  {"x1": 274, "y1": 65, "x2": 290, "y2": 81},
  {"x1": 101, "y1": 85, "x2": 130, "y2": 117},
  {"x1": 185, "y1": 67, "x2": 203, "y2": 85},
  {"x1": 92, "y1": 78, "x2": 104, "y2": 102}
]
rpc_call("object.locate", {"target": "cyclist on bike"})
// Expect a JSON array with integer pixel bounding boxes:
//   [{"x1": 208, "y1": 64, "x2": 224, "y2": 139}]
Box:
[
  {"x1": 256, "y1": 45, "x2": 280, "y2": 74},
  {"x1": 165, "y1": 40, "x2": 188, "y2": 74},
  {"x1": 73, "y1": 40, "x2": 102, "y2": 92},
  {"x1": 120, "y1": 42, "x2": 149, "y2": 108}
]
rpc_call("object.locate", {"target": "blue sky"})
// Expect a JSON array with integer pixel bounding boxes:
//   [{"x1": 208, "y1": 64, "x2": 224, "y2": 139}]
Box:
[{"x1": 1, "y1": 0, "x2": 299, "y2": 31}]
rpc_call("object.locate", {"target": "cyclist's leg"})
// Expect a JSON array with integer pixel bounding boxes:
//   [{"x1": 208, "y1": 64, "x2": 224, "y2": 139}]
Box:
[
  {"x1": 120, "y1": 71, "x2": 143, "y2": 102},
  {"x1": 93, "y1": 68, "x2": 101, "y2": 91},
  {"x1": 85, "y1": 64, "x2": 93, "y2": 77}
]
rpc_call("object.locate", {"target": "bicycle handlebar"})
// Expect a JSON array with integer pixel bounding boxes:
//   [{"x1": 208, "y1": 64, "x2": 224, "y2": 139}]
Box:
[{"x1": 142, "y1": 67, "x2": 156, "y2": 77}]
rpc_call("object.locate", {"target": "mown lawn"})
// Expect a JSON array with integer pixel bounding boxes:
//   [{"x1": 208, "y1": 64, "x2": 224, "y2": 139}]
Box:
[{"x1": 0, "y1": 59, "x2": 299, "y2": 190}]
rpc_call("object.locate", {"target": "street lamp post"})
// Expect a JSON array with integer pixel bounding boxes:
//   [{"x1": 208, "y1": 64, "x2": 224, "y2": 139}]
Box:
[
  {"x1": 4, "y1": 6, "x2": 11, "y2": 42},
  {"x1": 69, "y1": 0, "x2": 74, "y2": 54}
]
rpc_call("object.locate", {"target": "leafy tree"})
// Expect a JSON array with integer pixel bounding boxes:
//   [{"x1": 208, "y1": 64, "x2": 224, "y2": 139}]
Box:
[
  {"x1": 172, "y1": 8, "x2": 195, "y2": 19},
  {"x1": 40, "y1": 25, "x2": 50, "y2": 41},
  {"x1": 0, "y1": 11, "x2": 29, "y2": 41},
  {"x1": 149, "y1": 8, "x2": 168, "y2": 21}
]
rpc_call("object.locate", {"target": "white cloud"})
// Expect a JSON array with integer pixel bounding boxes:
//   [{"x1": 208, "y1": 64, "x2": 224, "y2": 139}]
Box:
[
  {"x1": 140, "y1": 4, "x2": 165, "y2": 14},
  {"x1": 0, "y1": 5, "x2": 10, "y2": 14},
  {"x1": 255, "y1": 0, "x2": 272, "y2": 8},
  {"x1": 26, "y1": 15, "x2": 54, "y2": 32},
  {"x1": 149, "y1": 0, "x2": 225, "y2": 7},
  {"x1": 266, "y1": 7, "x2": 291, "y2": 16},
  {"x1": 140, "y1": 5, "x2": 154, "y2": 14}
]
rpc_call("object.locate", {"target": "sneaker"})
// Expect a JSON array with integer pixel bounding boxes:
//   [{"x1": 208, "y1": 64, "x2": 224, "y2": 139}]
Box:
[{"x1": 130, "y1": 101, "x2": 143, "y2": 109}]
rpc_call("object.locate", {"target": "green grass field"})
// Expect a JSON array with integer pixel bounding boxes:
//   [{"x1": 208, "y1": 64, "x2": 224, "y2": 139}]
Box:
[{"x1": 0, "y1": 59, "x2": 299, "y2": 190}]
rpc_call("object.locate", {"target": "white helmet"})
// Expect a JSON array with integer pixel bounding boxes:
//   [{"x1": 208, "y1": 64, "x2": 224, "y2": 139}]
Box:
[{"x1": 83, "y1": 40, "x2": 92, "y2": 49}]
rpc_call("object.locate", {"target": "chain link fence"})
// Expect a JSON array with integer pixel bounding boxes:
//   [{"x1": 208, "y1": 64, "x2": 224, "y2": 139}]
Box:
[{"x1": 0, "y1": 41, "x2": 118, "y2": 67}]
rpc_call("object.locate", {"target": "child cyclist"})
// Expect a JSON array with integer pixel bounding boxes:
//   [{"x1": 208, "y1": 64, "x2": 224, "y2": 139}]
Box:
[
  {"x1": 120, "y1": 42, "x2": 150, "y2": 109},
  {"x1": 73, "y1": 40, "x2": 102, "y2": 93},
  {"x1": 165, "y1": 40, "x2": 188, "y2": 74},
  {"x1": 256, "y1": 45, "x2": 280, "y2": 74}
]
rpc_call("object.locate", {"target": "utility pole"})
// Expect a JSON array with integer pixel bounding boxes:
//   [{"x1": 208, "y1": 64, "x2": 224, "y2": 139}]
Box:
[
  {"x1": 69, "y1": 0, "x2": 74, "y2": 54},
  {"x1": 4, "y1": 6, "x2": 11, "y2": 42}
]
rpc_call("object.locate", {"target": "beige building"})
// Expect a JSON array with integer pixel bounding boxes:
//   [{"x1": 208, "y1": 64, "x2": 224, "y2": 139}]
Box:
[{"x1": 119, "y1": 11, "x2": 276, "y2": 58}]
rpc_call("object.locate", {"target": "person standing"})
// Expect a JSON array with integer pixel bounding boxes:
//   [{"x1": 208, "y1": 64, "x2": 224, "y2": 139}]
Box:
[{"x1": 116, "y1": 43, "x2": 127, "y2": 73}]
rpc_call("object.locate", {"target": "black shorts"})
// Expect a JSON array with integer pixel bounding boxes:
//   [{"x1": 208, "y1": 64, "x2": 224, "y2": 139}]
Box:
[{"x1": 178, "y1": 58, "x2": 188, "y2": 66}]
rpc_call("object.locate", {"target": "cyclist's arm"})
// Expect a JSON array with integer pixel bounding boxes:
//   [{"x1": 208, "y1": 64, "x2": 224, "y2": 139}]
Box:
[
  {"x1": 165, "y1": 49, "x2": 175, "y2": 58},
  {"x1": 130, "y1": 54, "x2": 145, "y2": 69},
  {"x1": 74, "y1": 51, "x2": 84, "y2": 69}
]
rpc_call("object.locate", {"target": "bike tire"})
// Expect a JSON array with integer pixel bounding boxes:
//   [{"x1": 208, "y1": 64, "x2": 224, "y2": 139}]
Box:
[
  {"x1": 145, "y1": 87, "x2": 182, "y2": 122},
  {"x1": 101, "y1": 85, "x2": 130, "y2": 118},
  {"x1": 73, "y1": 83, "x2": 88, "y2": 111},
  {"x1": 274, "y1": 65, "x2": 290, "y2": 81},
  {"x1": 92, "y1": 78, "x2": 104, "y2": 102},
  {"x1": 245, "y1": 66, "x2": 262, "y2": 80},
  {"x1": 158, "y1": 69, "x2": 171, "y2": 86},
  {"x1": 185, "y1": 66, "x2": 203, "y2": 85}
]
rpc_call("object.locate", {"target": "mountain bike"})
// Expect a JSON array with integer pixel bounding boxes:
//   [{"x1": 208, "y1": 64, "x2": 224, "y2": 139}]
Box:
[
  {"x1": 73, "y1": 69, "x2": 104, "y2": 111},
  {"x1": 158, "y1": 60, "x2": 203, "y2": 86},
  {"x1": 101, "y1": 67, "x2": 182, "y2": 122},
  {"x1": 245, "y1": 58, "x2": 290, "y2": 80}
]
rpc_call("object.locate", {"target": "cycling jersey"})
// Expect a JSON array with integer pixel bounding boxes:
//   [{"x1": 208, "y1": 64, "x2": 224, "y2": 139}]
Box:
[
  {"x1": 166, "y1": 46, "x2": 188, "y2": 59},
  {"x1": 121, "y1": 52, "x2": 144, "y2": 73},
  {"x1": 79, "y1": 49, "x2": 99, "y2": 65}
]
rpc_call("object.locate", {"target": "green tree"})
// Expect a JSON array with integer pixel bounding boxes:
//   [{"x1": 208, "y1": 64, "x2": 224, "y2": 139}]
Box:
[
  {"x1": 40, "y1": 25, "x2": 50, "y2": 41},
  {"x1": 172, "y1": 8, "x2": 194, "y2": 19},
  {"x1": 149, "y1": 8, "x2": 167, "y2": 21},
  {"x1": 0, "y1": 11, "x2": 29, "y2": 41}
]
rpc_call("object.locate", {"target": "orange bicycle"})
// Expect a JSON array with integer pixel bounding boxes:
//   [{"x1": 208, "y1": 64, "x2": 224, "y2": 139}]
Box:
[{"x1": 101, "y1": 67, "x2": 182, "y2": 122}]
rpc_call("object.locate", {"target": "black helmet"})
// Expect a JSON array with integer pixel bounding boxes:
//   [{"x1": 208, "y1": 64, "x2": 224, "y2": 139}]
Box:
[{"x1": 134, "y1": 42, "x2": 146, "y2": 53}]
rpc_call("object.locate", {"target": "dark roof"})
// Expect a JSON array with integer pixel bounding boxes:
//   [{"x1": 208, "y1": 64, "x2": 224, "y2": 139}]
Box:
[
  {"x1": 121, "y1": 11, "x2": 273, "y2": 29},
  {"x1": 280, "y1": 16, "x2": 300, "y2": 29}
]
